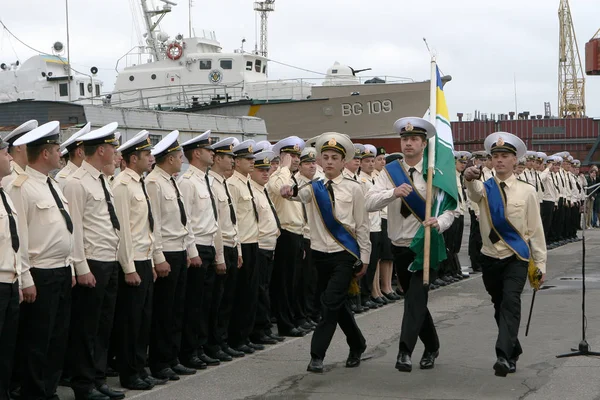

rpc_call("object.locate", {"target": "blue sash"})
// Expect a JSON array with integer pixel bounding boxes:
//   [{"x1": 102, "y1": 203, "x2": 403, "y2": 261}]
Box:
[
  {"x1": 483, "y1": 179, "x2": 530, "y2": 261},
  {"x1": 311, "y1": 180, "x2": 360, "y2": 259},
  {"x1": 384, "y1": 160, "x2": 426, "y2": 222}
]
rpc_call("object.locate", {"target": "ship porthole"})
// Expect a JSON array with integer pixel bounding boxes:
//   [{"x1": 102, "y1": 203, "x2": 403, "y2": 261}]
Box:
[
  {"x1": 151, "y1": 74, "x2": 156, "y2": 80},
  {"x1": 129, "y1": 75, "x2": 135, "y2": 81}
]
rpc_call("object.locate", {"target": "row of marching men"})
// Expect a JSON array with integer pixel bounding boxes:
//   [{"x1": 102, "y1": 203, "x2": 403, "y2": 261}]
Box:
[{"x1": 453, "y1": 148, "x2": 585, "y2": 276}]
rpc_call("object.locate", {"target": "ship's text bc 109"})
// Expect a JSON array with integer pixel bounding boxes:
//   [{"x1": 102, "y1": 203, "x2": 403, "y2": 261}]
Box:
[{"x1": 341, "y1": 100, "x2": 393, "y2": 116}]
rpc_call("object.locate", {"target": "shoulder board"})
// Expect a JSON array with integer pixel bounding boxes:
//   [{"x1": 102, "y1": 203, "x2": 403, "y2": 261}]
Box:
[
  {"x1": 57, "y1": 172, "x2": 69, "y2": 179},
  {"x1": 71, "y1": 168, "x2": 85, "y2": 180},
  {"x1": 516, "y1": 178, "x2": 535, "y2": 188},
  {"x1": 145, "y1": 175, "x2": 158, "y2": 183},
  {"x1": 12, "y1": 174, "x2": 28, "y2": 187},
  {"x1": 181, "y1": 170, "x2": 193, "y2": 179},
  {"x1": 343, "y1": 177, "x2": 360, "y2": 184},
  {"x1": 117, "y1": 173, "x2": 132, "y2": 184},
  {"x1": 360, "y1": 178, "x2": 368, "y2": 183}
]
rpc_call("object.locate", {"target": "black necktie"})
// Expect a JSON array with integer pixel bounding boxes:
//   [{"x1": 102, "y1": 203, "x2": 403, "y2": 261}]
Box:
[
  {"x1": 488, "y1": 182, "x2": 507, "y2": 244},
  {"x1": 205, "y1": 174, "x2": 218, "y2": 221},
  {"x1": 170, "y1": 177, "x2": 187, "y2": 226},
  {"x1": 291, "y1": 175, "x2": 308, "y2": 223},
  {"x1": 0, "y1": 189, "x2": 19, "y2": 253},
  {"x1": 47, "y1": 177, "x2": 73, "y2": 234},
  {"x1": 538, "y1": 172, "x2": 545, "y2": 192},
  {"x1": 460, "y1": 175, "x2": 468, "y2": 205},
  {"x1": 264, "y1": 188, "x2": 281, "y2": 230},
  {"x1": 140, "y1": 178, "x2": 154, "y2": 232},
  {"x1": 400, "y1": 168, "x2": 416, "y2": 218},
  {"x1": 568, "y1": 174, "x2": 573, "y2": 190},
  {"x1": 223, "y1": 180, "x2": 237, "y2": 224},
  {"x1": 246, "y1": 181, "x2": 259, "y2": 222},
  {"x1": 100, "y1": 175, "x2": 120, "y2": 230},
  {"x1": 325, "y1": 180, "x2": 335, "y2": 209}
]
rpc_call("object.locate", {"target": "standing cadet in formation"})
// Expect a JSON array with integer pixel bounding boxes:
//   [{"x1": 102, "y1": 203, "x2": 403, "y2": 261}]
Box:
[
  {"x1": 146, "y1": 130, "x2": 201, "y2": 381},
  {"x1": 63, "y1": 122, "x2": 124, "y2": 400},
  {"x1": 464, "y1": 132, "x2": 546, "y2": 377},
  {"x1": 55, "y1": 122, "x2": 91, "y2": 190},
  {"x1": 178, "y1": 130, "x2": 225, "y2": 368},
  {"x1": 467, "y1": 151, "x2": 487, "y2": 273},
  {"x1": 249, "y1": 150, "x2": 282, "y2": 345},
  {"x1": 343, "y1": 144, "x2": 362, "y2": 181},
  {"x1": 366, "y1": 117, "x2": 456, "y2": 373},
  {"x1": 1, "y1": 120, "x2": 36, "y2": 189},
  {"x1": 112, "y1": 130, "x2": 159, "y2": 390},
  {"x1": 281, "y1": 132, "x2": 370, "y2": 373},
  {"x1": 8, "y1": 121, "x2": 76, "y2": 400},
  {"x1": 268, "y1": 137, "x2": 312, "y2": 337},
  {"x1": 227, "y1": 140, "x2": 262, "y2": 353},
  {"x1": 0, "y1": 136, "x2": 20, "y2": 400}
]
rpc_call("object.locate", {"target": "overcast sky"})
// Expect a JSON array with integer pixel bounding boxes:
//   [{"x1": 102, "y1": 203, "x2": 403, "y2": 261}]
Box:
[{"x1": 1, "y1": 0, "x2": 599, "y2": 120}]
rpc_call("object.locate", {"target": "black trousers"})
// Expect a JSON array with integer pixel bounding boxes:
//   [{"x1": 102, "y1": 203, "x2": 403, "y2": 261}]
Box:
[
  {"x1": 229, "y1": 243, "x2": 259, "y2": 348},
  {"x1": 252, "y1": 248, "x2": 275, "y2": 339},
  {"x1": 379, "y1": 219, "x2": 394, "y2": 262},
  {"x1": 361, "y1": 232, "x2": 381, "y2": 301},
  {"x1": 149, "y1": 251, "x2": 187, "y2": 373},
  {"x1": 551, "y1": 200, "x2": 565, "y2": 241},
  {"x1": 180, "y1": 245, "x2": 214, "y2": 359},
  {"x1": 211, "y1": 246, "x2": 239, "y2": 351},
  {"x1": 20, "y1": 267, "x2": 72, "y2": 400},
  {"x1": 68, "y1": 261, "x2": 119, "y2": 394},
  {"x1": 271, "y1": 230, "x2": 302, "y2": 333},
  {"x1": 310, "y1": 251, "x2": 366, "y2": 360},
  {"x1": 481, "y1": 255, "x2": 527, "y2": 360},
  {"x1": 0, "y1": 282, "x2": 19, "y2": 400},
  {"x1": 392, "y1": 246, "x2": 439, "y2": 355},
  {"x1": 468, "y1": 210, "x2": 483, "y2": 271},
  {"x1": 302, "y1": 239, "x2": 320, "y2": 321},
  {"x1": 115, "y1": 260, "x2": 153, "y2": 383},
  {"x1": 541, "y1": 201, "x2": 554, "y2": 240},
  {"x1": 570, "y1": 205, "x2": 580, "y2": 237}
]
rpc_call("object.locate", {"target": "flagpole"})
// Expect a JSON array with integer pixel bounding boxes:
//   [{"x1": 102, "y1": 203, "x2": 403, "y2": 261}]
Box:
[{"x1": 423, "y1": 56, "x2": 437, "y2": 286}]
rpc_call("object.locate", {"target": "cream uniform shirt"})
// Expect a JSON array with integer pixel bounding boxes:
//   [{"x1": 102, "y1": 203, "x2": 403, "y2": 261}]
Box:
[
  {"x1": 177, "y1": 165, "x2": 224, "y2": 265},
  {"x1": 55, "y1": 160, "x2": 79, "y2": 190},
  {"x1": 63, "y1": 161, "x2": 120, "y2": 276},
  {"x1": 294, "y1": 172, "x2": 314, "y2": 240},
  {"x1": 8, "y1": 166, "x2": 74, "y2": 289},
  {"x1": 146, "y1": 165, "x2": 199, "y2": 265},
  {"x1": 227, "y1": 170, "x2": 259, "y2": 244},
  {"x1": 455, "y1": 170, "x2": 467, "y2": 216},
  {"x1": 359, "y1": 170, "x2": 381, "y2": 232},
  {"x1": 251, "y1": 179, "x2": 280, "y2": 251},
  {"x1": 266, "y1": 166, "x2": 304, "y2": 236},
  {"x1": 112, "y1": 168, "x2": 155, "y2": 273},
  {"x1": 0, "y1": 188, "x2": 21, "y2": 285},
  {"x1": 209, "y1": 170, "x2": 241, "y2": 254},
  {"x1": 296, "y1": 173, "x2": 371, "y2": 265},
  {"x1": 365, "y1": 159, "x2": 456, "y2": 248},
  {"x1": 466, "y1": 174, "x2": 547, "y2": 273},
  {"x1": 541, "y1": 168, "x2": 559, "y2": 204},
  {"x1": 1, "y1": 161, "x2": 25, "y2": 188}
]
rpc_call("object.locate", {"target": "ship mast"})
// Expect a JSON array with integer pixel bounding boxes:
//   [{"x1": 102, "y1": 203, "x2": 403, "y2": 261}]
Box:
[
  {"x1": 141, "y1": 0, "x2": 175, "y2": 61},
  {"x1": 253, "y1": 0, "x2": 275, "y2": 57}
]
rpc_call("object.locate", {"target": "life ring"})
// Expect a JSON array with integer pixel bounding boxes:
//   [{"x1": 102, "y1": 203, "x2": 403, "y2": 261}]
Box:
[{"x1": 167, "y1": 43, "x2": 183, "y2": 60}]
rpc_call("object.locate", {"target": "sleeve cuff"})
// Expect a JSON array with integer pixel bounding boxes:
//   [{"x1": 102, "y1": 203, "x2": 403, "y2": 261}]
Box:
[
  {"x1": 121, "y1": 261, "x2": 136, "y2": 274},
  {"x1": 74, "y1": 261, "x2": 91, "y2": 276},
  {"x1": 536, "y1": 262, "x2": 546, "y2": 274},
  {"x1": 21, "y1": 271, "x2": 34, "y2": 289},
  {"x1": 216, "y1": 254, "x2": 225, "y2": 265},
  {"x1": 187, "y1": 245, "x2": 199, "y2": 259},
  {"x1": 153, "y1": 252, "x2": 166, "y2": 265}
]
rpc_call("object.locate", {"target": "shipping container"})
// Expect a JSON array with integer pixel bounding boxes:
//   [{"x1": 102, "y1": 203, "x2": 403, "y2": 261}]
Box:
[{"x1": 586, "y1": 38, "x2": 600, "y2": 76}]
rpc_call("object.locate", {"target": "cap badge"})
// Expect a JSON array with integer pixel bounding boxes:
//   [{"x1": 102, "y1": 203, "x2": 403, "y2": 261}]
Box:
[
  {"x1": 146, "y1": 137, "x2": 151, "y2": 145},
  {"x1": 248, "y1": 145, "x2": 253, "y2": 153},
  {"x1": 365, "y1": 149, "x2": 371, "y2": 154},
  {"x1": 293, "y1": 143, "x2": 300, "y2": 151},
  {"x1": 496, "y1": 137, "x2": 504, "y2": 146},
  {"x1": 229, "y1": 143, "x2": 233, "y2": 150},
  {"x1": 263, "y1": 157, "x2": 269, "y2": 164},
  {"x1": 309, "y1": 151, "x2": 315, "y2": 158},
  {"x1": 405, "y1": 122, "x2": 414, "y2": 132},
  {"x1": 328, "y1": 138, "x2": 337, "y2": 146}
]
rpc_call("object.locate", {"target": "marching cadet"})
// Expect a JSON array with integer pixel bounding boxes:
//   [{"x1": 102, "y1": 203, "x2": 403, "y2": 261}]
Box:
[
  {"x1": 205, "y1": 138, "x2": 252, "y2": 361},
  {"x1": 112, "y1": 130, "x2": 160, "y2": 390},
  {"x1": 294, "y1": 146, "x2": 320, "y2": 323},
  {"x1": 343, "y1": 144, "x2": 363, "y2": 181},
  {"x1": 358, "y1": 144, "x2": 386, "y2": 307},
  {"x1": 178, "y1": 130, "x2": 225, "y2": 367},
  {"x1": 365, "y1": 117, "x2": 455, "y2": 373},
  {"x1": 145, "y1": 131, "x2": 201, "y2": 381},
  {"x1": 8, "y1": 121, "x2": 76, "y2": 400},
  {"x1": 268, "y1": 136, "x2": 312, "y2": 336},
  {"x1": 101, "y1": 133, "x2": 122, "y2": 180},
  {"x1": 374, "y1": 147, "x2": 400, "y2": 301},
  {"x1": 1, "y1": 120, "x2": 36, "y2": 188},
  {"x1": 0, "y1": 136, "x2": 20, "y2": 400},
  {"x1": 467, "y1": 151, "x2": 487, "y2": 274},
  {"x1": 227, "y1": 139, "x2": 262, "y2": 353},
  {"x1": 55, "y1": 122, "x2": 91, "y2": 190},
  {"x1": 280, "y1": 132, "x2": 370, "y2": 373},
  {"x1": 464, "y1": 131, "x2": 546, "y2": 377},
  {"x1": 62, "y1": 122, "x2": 124, "y2": 400},
  {"x1": 249, "y1": 150, "x2": 282, "y2": 346}
]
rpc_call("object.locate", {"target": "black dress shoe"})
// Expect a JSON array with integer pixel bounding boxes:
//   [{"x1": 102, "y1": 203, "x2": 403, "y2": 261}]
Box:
[
  {"x1": 383, "y1": 292, "x2": 397, "y2": 302},
  {"x1": 247, "y1": 342, "x2": 265, "y2": 351},
  {"x1": 208, "y1": 349, "x2": 233, "y2": 362},
  {"x1": 419, "y1": 350, "x2": 439, "y2": 369},
  {"x1": 105, "y1": 366, "x2": 119, "y2": 377},
  {"x1": 395, "y1": 352, "x2": 412, "y2": 372},
  {"x1": 198, "y1": 352, "x2": 221, "y2": 366},
  {"x1": 364, "y1": 300, "x2": 378, "y2": 309},
  {"x1": 350, "y1": 303, "x2": 359, "y2": 313},
  {"x1": 429, "y1": 284, "x2": 438, "y2": 290},
  {"x1": 268, "y1": 332, "x2": 285, "y2": 342},
  {"x1": 345, "y1": 348, "x2": 365, "y2": 368},
  {"x1": 508, "y1": 358, "x2": 517, "y2": 373},
  {"x1": 120, "y1": 377, "x2": 153, "y2": 391},
  {"x1": 493, "y1": 357, "x2": 510, "y2": 377},
  {"x1": 235, "y1": 344, "x2": 255, "y2": 354},
  {"x1": 253, "y1": 334, "x2": 278, "y2": 345},
  {"x1": 299, "y1": 322, "x2": 315, "y2": 331},
  {"x1": 223, "y1": 345, "x2": 245, "y2": 357},
  {"x1": 181, "y1": 356, "x2": 208, "y2": 370},
  {"x1": 307, "y1": 357, "x2": 324, "y2": 373},
  {"x1": 171, "y1": 363, "x2": 197, "y2": 375},
  {"x1": 434, "y1": 278, "x2": 447, "y2": 286},
  {"x1": 75, "y1": 388, "x2": 110, "y2": 400},
  {"x1": 144, "y1": 375, "x2": 168, "y2": 386},
  {"x1": 96, "y1": 384, "x2": 125, "y2": 399},
  {"x1": 152, "y1": 367, "x2": 179, "y2": 381},
  {"x1": 282, "y1": 327, "x2": 306, "y2": 337}
]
